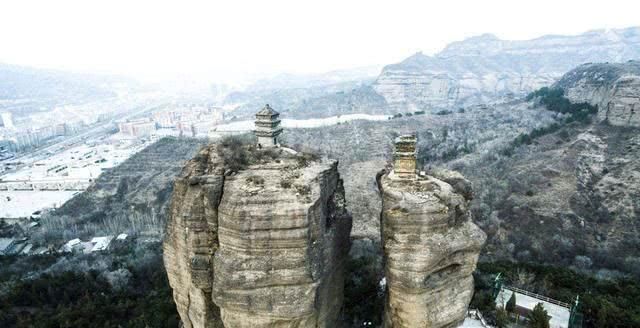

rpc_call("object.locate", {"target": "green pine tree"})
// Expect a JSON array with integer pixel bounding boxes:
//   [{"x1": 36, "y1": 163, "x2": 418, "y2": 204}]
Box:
[
  {"x1": 528, "y1": 303, "x2": 550, "y2": 328},
  {"x1": 506, "y1": 293, "x2": 517, "y2": 313},
  {"x1": 495, "y1": 308, "x2": 510, "y2": 328}
]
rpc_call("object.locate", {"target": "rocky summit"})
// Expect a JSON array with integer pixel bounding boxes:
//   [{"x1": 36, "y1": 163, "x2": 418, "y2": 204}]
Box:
[
  {"x1": 377, "y1": 137, "x2": 486, "y2": 328},
  {"x1": 163, "y1": 142, "x2": 352, "y2": 328}
]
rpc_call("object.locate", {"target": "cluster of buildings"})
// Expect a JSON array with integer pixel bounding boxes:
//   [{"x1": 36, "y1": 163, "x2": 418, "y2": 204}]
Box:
[
  {"x1": 0, "y1": 233, "x2": 130, "y2": 257},
  {"x1": 0, "y1": 106, "x2": 96, "y2": 153},
  {"x1": 0, "y1": 235, "x2": 47, "y2": 256},
  {"x1": 118, "y1": 118, "x2": 156, "y2": 137},
  {"x1": 165, "y1": 104, "x2": 224, "y2": 137},
  {"x1": 0, "y1": 97, "x2": 152, "y2": 155},
  {"x1": 0, "y1": 111, "x2": 86, "y2": 157},
  {"x1": 1, "y1": 139, "x2": 150, "y2": 220},
  {"x1": 0, "y1": 122, "x2": 85, "y2": 152},
  {"x1": 117, "y1": 104, "x2": 224, "y2": 138},
  {"x1": 59, "y1": 234, "x2": 128, "y2": 254}
]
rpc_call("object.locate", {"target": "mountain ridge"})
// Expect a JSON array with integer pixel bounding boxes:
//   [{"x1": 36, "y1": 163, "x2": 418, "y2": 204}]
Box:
[{"x1": 373, "y1": 26, "x2": 640, "y2": 110}]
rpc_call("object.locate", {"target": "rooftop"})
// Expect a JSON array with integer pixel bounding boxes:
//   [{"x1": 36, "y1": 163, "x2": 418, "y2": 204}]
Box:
[
  {"x1": 89, "y1": 236, "x2": 114, "y2": 252},
  {"x1": 394, "y1": 134, "x2": 417, "y2": 144},
  {"x1": 256, "y1": 104, "x2": 280, "y2": 117},
  {"x1": 0, "y1": 238, "x2": 15, "y2": 252},
  {"x1": 67, "y1": 238, "x2": 81, "y2": 245}
]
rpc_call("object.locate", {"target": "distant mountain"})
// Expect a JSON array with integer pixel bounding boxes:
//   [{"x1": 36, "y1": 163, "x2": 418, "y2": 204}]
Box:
[
  {"x1": 0, "y1": 63, "x2": 136, "y2": 114},
  {"x1": 243, "y1": 65, "x2": 382, "y2": 92},
  {"x1": 222, "y1": 66, "x2": 384, "y2": 119},
  {"x1": 228, "y1": 27, "x2": 640, "y2": 119},
  {"x1": 373, "y1": 27, "x2": 640, "y2": 110}
]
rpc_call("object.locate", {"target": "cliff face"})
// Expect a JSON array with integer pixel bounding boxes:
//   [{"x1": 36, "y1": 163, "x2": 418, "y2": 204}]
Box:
[
  {"x1": 163, "y1": 144, "x2": 352, "y2": 328},
  {"x1": 378, "y1": 168, "x2": 485, "y2": 328},
  {"x1": 373, "y1": 27, "x2": 640, "y2": 110},
  {"x1": 554, "y1": 61, "x2": 640, "y2": 127},
  {"x1": 163, "y1": 145, "x2": 226, "y2": 328}
]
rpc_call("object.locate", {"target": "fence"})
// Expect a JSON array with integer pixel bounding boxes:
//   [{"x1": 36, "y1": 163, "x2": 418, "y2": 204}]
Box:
[{"x1": 504, "y1": 285, "x2": 571, "y2": 308}]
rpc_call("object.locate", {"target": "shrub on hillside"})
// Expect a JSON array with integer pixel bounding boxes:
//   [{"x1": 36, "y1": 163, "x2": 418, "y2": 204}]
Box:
[
  {"x1": 527, "y1": 87, "x2": 597, "y2": 121},
  {"x1": 217, "y1": 135, "x2": 251, "y2": 172}
]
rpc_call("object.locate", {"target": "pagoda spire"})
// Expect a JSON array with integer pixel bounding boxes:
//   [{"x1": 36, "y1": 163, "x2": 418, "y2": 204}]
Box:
[
  {"x1": 393, "y1": 134, "x2": 417, "y2": 179},
  {"x1": 254, "y1": 104, "x2": 283, "y2": 147}
]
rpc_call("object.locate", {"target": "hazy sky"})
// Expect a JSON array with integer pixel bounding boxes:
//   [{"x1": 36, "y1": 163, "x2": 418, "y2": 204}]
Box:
[{"x1": 1, "y1": 0, "x2": 638, "y2": 82}]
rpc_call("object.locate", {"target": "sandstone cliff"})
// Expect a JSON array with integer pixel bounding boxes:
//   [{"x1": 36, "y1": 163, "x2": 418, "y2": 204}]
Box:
[
  {"x1": 554, "y1": 61, "x2": 640, "y2": 127},
  {"x1": 378, "y1": 167, "x2": 486, "y2": 328},
  {"x1": 373, "y1": 27, "x2": 640, "y2": 110},
  {"x1": 163, "y1": 145, "x2": 226, "y2": 328},
  {"x1": 163, "y1": 142, "x2": 352, "y2": 328}
]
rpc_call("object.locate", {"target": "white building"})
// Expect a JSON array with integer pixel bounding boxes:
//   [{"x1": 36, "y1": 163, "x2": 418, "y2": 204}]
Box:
[
  {"x1": 0, "y1": 238, "x2": 16, "y2": 255},
  {"x1": 118, "y1": 119, "x2": 156, "y2": 137},
  {"x1": 495, "y1": 286, "x2": 572, "y2": 328},
  {"x1": 60, "y1": 235, "x2": 114, "y2": 253},
  {"x1": 0, "y1": 112, "x2": 14, "y2": 130},
  {"x1": 89, "y1": 236, "x2": 114, "y2": 252}
]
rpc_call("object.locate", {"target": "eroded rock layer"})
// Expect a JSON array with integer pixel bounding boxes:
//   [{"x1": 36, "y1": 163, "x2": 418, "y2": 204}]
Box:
[
  {"x1": 374, "y1": 27, "x2": 640, "y2": 110},
  {"x1": 164, "y1": 144, "x2": 352, "y2": 328},
  {"x1": 555, "y1": 61, "x2": 640, "y2": 127},
  {"x1": 378, "y1": 169, "x2": 486, "y2": 328},
  {"x1": 163, "y1": 146, "x2": 226, "y2": 328}
]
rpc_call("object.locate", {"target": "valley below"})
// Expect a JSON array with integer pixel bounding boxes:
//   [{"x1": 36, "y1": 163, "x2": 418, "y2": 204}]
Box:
[{"x1": 1, "y1": 26, "x2": 640, "y2": 328}]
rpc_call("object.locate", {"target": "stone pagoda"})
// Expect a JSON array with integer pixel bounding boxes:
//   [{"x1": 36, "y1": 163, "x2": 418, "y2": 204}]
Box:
[
  {"x1": 254, "y1": 104, "x2": 283, "y2": 147},
  {"x1": 393, "y1": 134, "x2": 417, "y2": 179}
]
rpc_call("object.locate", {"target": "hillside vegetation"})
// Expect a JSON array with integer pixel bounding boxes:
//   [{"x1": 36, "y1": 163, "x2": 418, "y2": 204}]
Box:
[
  {"x1": 472, "y1": 261, "x2": 640, "y2": 328},
  {"x1": 0, "y1": 243, "x2": 178, "y2": 327},
  {"x1": 34, "y1": 137, "x2": 206, "y2": 243}
]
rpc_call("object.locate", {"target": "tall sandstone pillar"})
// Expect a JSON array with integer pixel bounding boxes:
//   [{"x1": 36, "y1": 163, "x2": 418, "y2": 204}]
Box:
[
  {"x1": 164, "y1": 143, "x2": 352, "y2": 328},
  {"x1": 163, "y1": 146, "x2": 226, "y2": 328},
  {"x1": 378, "y1": 135, "x2": 486, "y2": 328}
]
